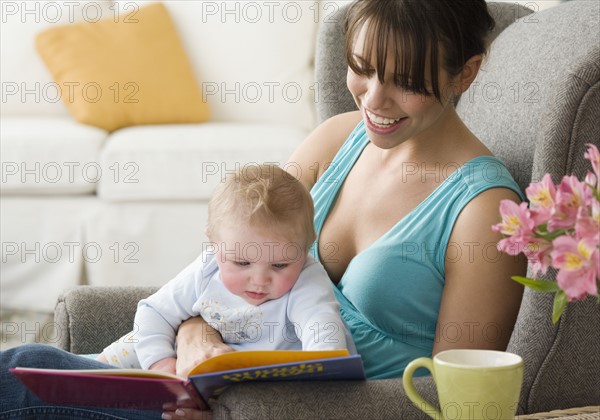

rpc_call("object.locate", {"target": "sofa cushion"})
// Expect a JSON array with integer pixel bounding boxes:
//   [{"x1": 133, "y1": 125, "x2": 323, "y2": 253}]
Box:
[
  {"x1": 0, "y1": 1, "x2": 113, "y2": 117},
  {"x1": 0, "y1": 117, "x2": 107, "y2": 195},
  {"x1": 35, "y1": 2, "x2": 210, "y2": 132},
  {"x1": 0, "y1": 196, "x2": 99, "y2": 312},
  {"x1": 97, "y1": 123, "x2": 307, "y2": 201},
  {"x1": 82, "y1": 201, "x2": 210, "y2": 289},
  {"x1": 128, "y1": 0, "x2": 319, "y2": 131}
]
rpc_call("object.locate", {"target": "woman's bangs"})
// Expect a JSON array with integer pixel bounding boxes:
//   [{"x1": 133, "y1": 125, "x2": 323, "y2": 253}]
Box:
[
  {"x1": 347, "y1": 8, "x2": 435, "y2": 97},
  {"x1": 346, "y1": 15, "x2": 377, "y2": 78},
  {"x1": 392, "y1": 28, "x2": 429, "y2": 95}
]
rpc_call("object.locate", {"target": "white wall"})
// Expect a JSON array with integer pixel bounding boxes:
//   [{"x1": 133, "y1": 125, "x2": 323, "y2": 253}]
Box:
[
  {"x1": 491, "y1": 1, "x2": 562, "y2": 12},
  {"x1": 323, "y1": 1, "x2": 562, "y2": 13}
]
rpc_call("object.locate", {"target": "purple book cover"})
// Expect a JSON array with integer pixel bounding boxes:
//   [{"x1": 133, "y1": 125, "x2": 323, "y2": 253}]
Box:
[{"x1": 9, "y1": 368, "x2": 204, "y2": 410}]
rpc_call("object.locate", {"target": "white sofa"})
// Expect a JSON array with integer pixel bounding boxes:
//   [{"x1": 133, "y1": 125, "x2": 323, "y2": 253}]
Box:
[{"x1": 1, "y1": 0, "x2": 340, "y2": 315}]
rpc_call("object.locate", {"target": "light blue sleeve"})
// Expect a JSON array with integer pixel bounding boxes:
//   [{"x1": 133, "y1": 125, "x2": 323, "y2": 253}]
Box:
[
  {"x1": 134, "y1": 252, "x2": 214, "y2": 370},
  {"x1": 286, "y1": 257, "x2": 349, "y2": 351}
]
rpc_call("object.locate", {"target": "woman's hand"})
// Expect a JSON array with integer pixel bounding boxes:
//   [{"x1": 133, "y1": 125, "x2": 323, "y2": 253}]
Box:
[
  {"x1": 162, "y1": 318, "x2": 232, "y2": 418},
  {"x1": 162, "y1": 400, "x2": 212, "y2": 420},
  {"x1": 149, "y1": 357, "x2": 177, "y2": 376},
  {"x1": 175, "y1": 317, "x2": 235, "y2": 377}
]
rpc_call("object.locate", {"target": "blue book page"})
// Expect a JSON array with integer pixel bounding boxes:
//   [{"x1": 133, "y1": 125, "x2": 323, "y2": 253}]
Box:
[{"x1": 189, "y1": 355, "x2": 365, "y2": 402}]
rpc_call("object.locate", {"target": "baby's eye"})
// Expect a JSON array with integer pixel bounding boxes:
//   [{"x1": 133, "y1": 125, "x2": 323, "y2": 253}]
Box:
[
  {"x1": 235, "y1": 261, "x2": 250, "y2": 267},
  {"x1": 272, "y1": 263, "x2": 289, "y2": 269}
]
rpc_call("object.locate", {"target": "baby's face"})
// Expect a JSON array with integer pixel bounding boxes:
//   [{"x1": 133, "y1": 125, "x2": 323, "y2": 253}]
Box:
[{"x1": 213, "y1": 224, "x2": 307, "y2": 305}]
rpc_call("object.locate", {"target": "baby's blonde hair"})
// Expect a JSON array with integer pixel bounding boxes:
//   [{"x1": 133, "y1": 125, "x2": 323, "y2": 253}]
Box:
[{"x1": 207, "y1": 164, "x2": 316, "y2": 251}]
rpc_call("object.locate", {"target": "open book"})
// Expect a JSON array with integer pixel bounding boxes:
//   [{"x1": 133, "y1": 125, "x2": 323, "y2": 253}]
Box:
[{"x1": 10, "y1": 349, "x2": 364, "y2": 410}]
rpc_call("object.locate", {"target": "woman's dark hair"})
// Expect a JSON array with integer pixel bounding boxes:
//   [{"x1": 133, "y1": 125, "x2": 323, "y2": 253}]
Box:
[{"x1": 344, "y1": 0, "x2": 495, "y2": 101}]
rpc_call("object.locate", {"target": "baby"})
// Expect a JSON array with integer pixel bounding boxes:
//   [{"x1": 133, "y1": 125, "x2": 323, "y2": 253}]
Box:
[{"x1": 98, "y1": 164, "x2": 350, "y2": 372}]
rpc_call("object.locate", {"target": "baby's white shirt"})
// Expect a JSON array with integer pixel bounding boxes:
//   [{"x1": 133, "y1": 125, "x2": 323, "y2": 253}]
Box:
[{"x1": 134, "y1": 250, "x2": 348, "y2": 369}]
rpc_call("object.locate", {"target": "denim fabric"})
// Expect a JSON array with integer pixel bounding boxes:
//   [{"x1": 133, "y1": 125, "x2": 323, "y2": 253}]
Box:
[{"x1": 0, "y1": 344, "x2": 162, "y2": 420}]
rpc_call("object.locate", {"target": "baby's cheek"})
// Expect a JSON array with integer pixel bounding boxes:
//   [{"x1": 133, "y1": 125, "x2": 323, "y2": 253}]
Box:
[
  {"x1": 221, "y1": 271, "x2": 245, "y2": 295},
  {"x1": 272, "y1": 274, "x2": 300, "y2": 298}
]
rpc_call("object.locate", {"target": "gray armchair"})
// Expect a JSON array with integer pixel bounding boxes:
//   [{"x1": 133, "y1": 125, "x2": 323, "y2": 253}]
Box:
[{"x1": 55, "y1": 2, "x2": 600, "y2": 418}]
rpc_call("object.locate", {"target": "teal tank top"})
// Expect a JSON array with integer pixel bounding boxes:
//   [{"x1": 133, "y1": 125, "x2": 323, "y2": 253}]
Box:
[{"x1": 310, "y1": 121, "x2": 524, "y2": 379}]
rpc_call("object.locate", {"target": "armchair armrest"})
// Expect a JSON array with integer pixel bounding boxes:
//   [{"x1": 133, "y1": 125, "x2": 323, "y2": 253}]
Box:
[
  {"x1": 214, "y1": 377, "x2": 438, "y2": 420},
  {"x1": 54, "y1": 286, "x2": 158, "y2": 354}
]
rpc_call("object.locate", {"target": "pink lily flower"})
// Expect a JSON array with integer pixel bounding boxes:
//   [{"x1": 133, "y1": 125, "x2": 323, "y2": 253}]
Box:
[
  {"x1": 551, "y1": 236, "x2": 599, "y2": 300},
  {"x1": 493, "y1": 200, "x2": 536, "y2": 255},
  {"x1": 575, "y1": 205, "x2": 600, "y2": 243},
  {"x1": 526, "y1": 174, "x2": 556, "y2": 225},
  {"x1": 549, "y1": 176, "x2": 593, "y2": 231},
  {"x1": 584, "y1": 143, "x2": 600, "y2": 188},
  {"x1": 494, "y1": 144, "x2": 600, "y2": 323},
  {"x1": 585, "y1": 172, "x2": 597, "y2": 189},
  {"x1": 523, "y1": 239, "x2": 553, "y2": 276}
]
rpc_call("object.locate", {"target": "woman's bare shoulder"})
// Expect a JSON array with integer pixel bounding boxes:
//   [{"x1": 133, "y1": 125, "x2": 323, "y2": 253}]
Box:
[{"x1": 288, "y1": 111, "x2": 362, "y2": 189}]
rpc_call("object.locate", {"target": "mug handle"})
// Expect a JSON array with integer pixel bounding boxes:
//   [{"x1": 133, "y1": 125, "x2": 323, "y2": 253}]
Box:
[{"x1": 402, "y1": 357, "x2": 442, "y2": 420}]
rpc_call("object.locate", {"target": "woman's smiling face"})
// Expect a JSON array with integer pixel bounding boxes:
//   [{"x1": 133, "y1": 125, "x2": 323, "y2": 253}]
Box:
[{"x1": 346, "y1": 22, "x2": 460, "y2": 150}]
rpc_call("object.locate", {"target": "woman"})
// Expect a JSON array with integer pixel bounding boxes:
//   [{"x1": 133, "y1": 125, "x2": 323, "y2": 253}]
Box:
[
  {"x1": 0, "y1": 1, "x2": 525, "y2": 419},
  {"x1": 174, "y1": 0, "x2": 526, "y2": 382}
]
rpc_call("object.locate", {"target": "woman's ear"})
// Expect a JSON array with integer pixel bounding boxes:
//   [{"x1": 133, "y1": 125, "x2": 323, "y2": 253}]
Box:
[{"x1": 457, "y1": 54, "x2": 483, "y2": 93}]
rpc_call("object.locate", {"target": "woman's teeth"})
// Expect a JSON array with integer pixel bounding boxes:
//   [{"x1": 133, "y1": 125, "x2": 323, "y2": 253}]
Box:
[{"x1": 366, "y1": 110, "x2": 402, "y2": 126}]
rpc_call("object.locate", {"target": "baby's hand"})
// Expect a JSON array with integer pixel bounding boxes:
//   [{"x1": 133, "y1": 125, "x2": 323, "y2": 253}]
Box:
[{"x1": 149, "y1": 357, "x2": 177, "y2": 376}]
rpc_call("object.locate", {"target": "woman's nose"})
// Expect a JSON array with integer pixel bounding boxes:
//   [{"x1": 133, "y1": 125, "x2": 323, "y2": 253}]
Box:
[{"x1": 363, "y1": 78, "x2": 391, "y2": 111}]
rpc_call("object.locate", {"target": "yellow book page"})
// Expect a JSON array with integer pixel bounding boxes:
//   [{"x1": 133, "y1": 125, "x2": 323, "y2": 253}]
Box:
[{"x1": 189, "y1": 349, "x2": 350, "y2": 376}]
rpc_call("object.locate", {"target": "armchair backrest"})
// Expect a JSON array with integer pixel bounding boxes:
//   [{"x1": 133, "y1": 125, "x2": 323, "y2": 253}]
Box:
[
  {"x1": 315, "y1": 0, "x2": 600, "y2": 413},
  {"x1": 463, "y1": 1, "x2": 599, "y2": 413}
]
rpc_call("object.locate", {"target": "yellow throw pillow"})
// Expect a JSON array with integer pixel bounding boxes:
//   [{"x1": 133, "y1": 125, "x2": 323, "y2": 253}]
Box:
[{"x1": 36, "y1": 3, "x2": 210, "y2": 132}]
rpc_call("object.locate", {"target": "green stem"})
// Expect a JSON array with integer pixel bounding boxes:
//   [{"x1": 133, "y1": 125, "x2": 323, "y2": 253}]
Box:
[{"x1": 535, "y1": 226, "x2": 568, "y2": 242}]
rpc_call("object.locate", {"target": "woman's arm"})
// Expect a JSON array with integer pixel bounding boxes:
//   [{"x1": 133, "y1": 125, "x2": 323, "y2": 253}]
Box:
[
  {"x1": 434, "y1": 188, "x2": 526, "y2": 355},
  {"x1": 175, "y1": 317, "x2": 235, "y2": 377}
]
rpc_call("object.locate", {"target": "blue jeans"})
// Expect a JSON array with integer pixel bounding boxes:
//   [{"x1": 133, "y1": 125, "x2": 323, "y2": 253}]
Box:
[{"x1": 0, "y1": 344, "x2": 162, "y2": 419}]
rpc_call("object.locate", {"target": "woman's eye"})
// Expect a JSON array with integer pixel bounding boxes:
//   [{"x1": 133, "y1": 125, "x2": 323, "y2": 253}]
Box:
[
  {"x1": 272, "y1": 263, "x2": 288, "y2": 269},
  {"x1": 393, "y1": 76, "x2": 412, "y2": 89},
  {"x1": 395, "y1": 81, "x2": 412, "y2": 91}
]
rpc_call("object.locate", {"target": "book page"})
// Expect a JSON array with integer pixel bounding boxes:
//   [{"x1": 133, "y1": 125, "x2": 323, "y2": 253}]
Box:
[{"x1": 189, "y1": 349, "x2": 350, "y2": 375}]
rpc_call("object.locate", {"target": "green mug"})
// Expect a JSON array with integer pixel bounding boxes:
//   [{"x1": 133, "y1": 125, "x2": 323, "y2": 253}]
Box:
[{"x1": 403, "y1": 349, "x2": 523, "y2": 420}]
